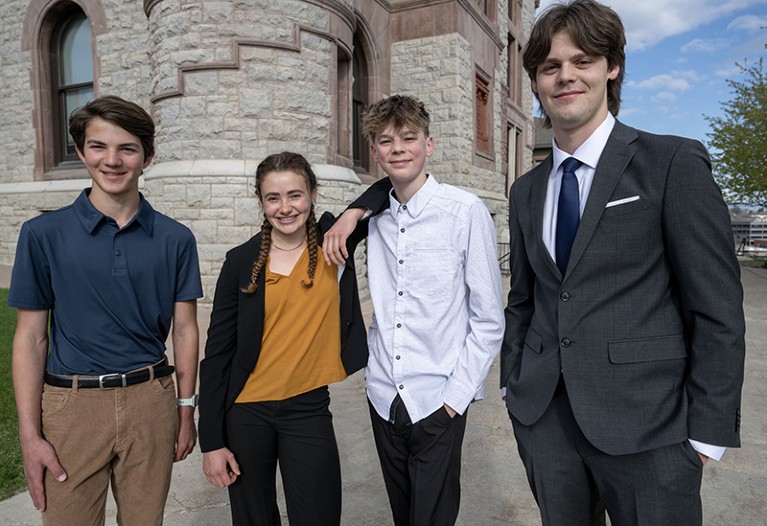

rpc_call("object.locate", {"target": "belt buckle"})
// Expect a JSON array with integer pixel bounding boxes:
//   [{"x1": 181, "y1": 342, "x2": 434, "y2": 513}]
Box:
[{"x1": 98, "y1": 373, "x2": 128, "y2": 389}]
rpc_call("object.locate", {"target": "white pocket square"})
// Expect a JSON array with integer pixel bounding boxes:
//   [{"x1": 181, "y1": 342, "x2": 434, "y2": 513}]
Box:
[{"x1": 605, "y1": 195, "x2": 640, "y2": 208}]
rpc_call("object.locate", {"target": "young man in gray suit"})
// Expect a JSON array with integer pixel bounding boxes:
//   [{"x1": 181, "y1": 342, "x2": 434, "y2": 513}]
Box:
[{"x1": 502, "y1": 1, "x2": 745, "y2": 525}]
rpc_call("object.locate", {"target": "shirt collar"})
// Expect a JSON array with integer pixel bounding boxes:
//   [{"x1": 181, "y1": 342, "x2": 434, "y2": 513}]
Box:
[
  {"x1": 74, "y1": 189, "x2": 155, "y2": 235},
  {"x1": 387, "y1": 173, "x2": 439, "y2": 219},
  {"x1": 551, "y1": 113, "x2": 616, "y2": 173},
  {"x1": 134, "y1": 194, "x2": 155, "y2": 234}
]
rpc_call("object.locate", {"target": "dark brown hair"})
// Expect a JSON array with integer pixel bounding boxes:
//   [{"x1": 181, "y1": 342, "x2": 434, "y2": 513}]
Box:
[
  {"x1": 361, "y1": 94, "x2": 431, "y2": 142},
  {"x1": 68, "y1": 95, "x2": 155, "y2": 158},
  {"x1": 242, "y1": 152, "x2": 319, "y2": 294},
  {"x1": 523, "y1": 0, "x2": 626, "y2": 126}
]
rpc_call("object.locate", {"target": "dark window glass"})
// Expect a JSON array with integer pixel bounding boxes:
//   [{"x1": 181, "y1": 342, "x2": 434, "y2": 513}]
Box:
[
  {"x1": 52, "y1": 10, "x2": 93, "y2": 164},
  {"x1": 352, "y1": 36, "x2": 369, "y2": 171}
]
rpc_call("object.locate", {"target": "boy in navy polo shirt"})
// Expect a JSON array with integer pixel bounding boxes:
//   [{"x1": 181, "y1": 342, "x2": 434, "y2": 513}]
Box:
[{"x1": 9, "y1": 95, "x2": 202, "y2": 526}]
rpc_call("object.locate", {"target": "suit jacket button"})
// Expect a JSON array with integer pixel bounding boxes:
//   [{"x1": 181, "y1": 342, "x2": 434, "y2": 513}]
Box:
[
  {"x1": 560, "y1": 292, "x2": 570, "y2": 301},
  {"x1": 561, "y1": 338, "x2": 571, "y2": 348}
]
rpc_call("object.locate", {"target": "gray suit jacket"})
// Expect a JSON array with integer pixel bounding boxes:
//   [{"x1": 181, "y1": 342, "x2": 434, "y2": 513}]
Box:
[{"x1": 501, "y1": 120, "x2": 745, "y2": 455}]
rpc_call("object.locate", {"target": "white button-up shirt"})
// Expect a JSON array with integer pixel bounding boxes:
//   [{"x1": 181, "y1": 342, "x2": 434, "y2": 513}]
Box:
[{"x1": 365, "y1": 175, "x2": 504, "y2": 424}]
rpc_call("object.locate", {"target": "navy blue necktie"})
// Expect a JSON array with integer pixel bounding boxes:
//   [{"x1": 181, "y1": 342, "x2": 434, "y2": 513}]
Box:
[{"x1": 555, "y1": 157, "x2": 582, "y2": 275}]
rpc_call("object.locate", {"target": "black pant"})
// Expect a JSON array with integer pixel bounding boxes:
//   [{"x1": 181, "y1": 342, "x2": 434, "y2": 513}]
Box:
[
  {"x1": 226, "y1": 386, "x2": 341, "y2": 526},
  {"x1": 510, "y1": 378, "x2": 703, "y2": 526},
  {"x1": 369, "y1": 396, "x2": 468, "y2": 526}
]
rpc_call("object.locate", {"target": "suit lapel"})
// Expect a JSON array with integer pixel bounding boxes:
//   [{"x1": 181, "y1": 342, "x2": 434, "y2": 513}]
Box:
[
  {"x1": 530, "y1": 157, "x2": 559, "y2": 275},
  {"x1": 565, "y1": 122, "x2": 639, "y2": 276}
]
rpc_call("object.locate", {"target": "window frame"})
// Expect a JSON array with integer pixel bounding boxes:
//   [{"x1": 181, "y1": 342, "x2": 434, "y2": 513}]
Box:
[
  {"x1": 50, "y1": 8, "x2": 94, "y2": 167},
  {"x1": 352, "y1": 35, "x2": 370, "y2": 172},
  {"x1": 22, "y1": 0, "x2": 105, "y2": 180},
  {"x1": 475, "y1": 73, "x2": 492, "y2": 154}
]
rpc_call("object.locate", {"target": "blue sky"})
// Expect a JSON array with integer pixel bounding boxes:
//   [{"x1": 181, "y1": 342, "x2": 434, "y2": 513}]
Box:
[{"x1": 536, "y1": 0, "x2": 767, "y2": 146}]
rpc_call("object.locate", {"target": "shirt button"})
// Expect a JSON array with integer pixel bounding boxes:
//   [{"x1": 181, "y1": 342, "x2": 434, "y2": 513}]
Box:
[
  {"x1": 395, "y1": 355, "x2": 401, "y2": 360},
  {"x1": 398, "y1": 385, "x2": 404, "y2": 390},
  {"x1": 560, "y1": 292, "x2": 570, "y2": 301},
  {"x1": 398, "y1": 291, "x2": 403, "y2": 296},
  {"x1": 399, "y1": 259, "x2": 404, "y2": 264},
  {"x1": 561, "y1": 338, "x2": 571, "y2": 348},
  {"x1": 400, "y1": 228, "x2": 405, "y2": 233},
  {"x1": 396, "y1": 323, "x2": 402, "y2": 328},
  {"x1": 115, "y1": 250, "x2": 122, "y2": 256},
  {"x1": 402, "y1": 205, "x2": 408, "y2": 210}
]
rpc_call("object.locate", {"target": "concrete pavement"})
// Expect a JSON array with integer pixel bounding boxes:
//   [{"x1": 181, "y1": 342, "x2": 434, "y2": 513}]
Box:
[{"x1": 2, "y1": 263, "x2": 766, "y2": 525}]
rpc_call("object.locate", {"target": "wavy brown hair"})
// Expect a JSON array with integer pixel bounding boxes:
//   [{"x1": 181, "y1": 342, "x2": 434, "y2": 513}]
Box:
[
  {"x1": 242, "y1": 152, "x2": 319, "y2": 294},
  {"x1": 361, "y1": 94, "x2": 430, "y2": 142},
  {"x1": 523, "y1": 0, "x2": 626, "y2": 127},
  {"x1": 69, "y1": 95, "x2": 155, "y2": 159}
]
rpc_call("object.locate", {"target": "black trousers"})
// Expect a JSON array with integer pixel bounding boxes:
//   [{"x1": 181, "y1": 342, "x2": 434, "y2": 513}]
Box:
[
  {"x1": 369, "y1": 396, "x2": 468, "y2": 526},
  {"x1": 226, "y1": 386, "x2": 341, "y2": 526},
  {"x1": 510, "y1": 378, "x2": 704, "y2": 526}
]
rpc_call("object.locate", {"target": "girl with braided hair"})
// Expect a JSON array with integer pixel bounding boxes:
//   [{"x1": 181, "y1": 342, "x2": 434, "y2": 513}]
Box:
[{"x1": 198, "y1": 151, "x2": 370, "y2": 525}]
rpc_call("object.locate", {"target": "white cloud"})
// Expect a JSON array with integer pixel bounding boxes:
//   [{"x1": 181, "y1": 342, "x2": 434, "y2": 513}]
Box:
[
  {"x1": 680, "y1": 38, "x2": 731, "y2": 53},
  {"x1": 536, "y1": 0, "x2": 767, "y2": 51},
  {"x1": 626, "y1": 71, "x2": 703, "y2": 92},
  {"x1": 651, "y1": 91, "x2": 679, "y2": 102},
  {"x1": 714, "y1": 63, "x2": 746, "y2": 78},
  {"x1": 727, "y1": 14, "x2": 767, "y2": 31}
]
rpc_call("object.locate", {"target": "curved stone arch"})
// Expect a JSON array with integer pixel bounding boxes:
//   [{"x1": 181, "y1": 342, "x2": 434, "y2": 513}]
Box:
[
  {"x1": 352, "y1": 10, "x2": 381, "y2": 98},
  {"x1": 22, "y1": 0, "x2": 107, "y2": 51}
]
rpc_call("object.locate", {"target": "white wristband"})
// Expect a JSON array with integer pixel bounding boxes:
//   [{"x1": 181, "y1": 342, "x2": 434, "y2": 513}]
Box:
[{"x1": 176, "y1": 394, "x2": 198, "y2": 407}]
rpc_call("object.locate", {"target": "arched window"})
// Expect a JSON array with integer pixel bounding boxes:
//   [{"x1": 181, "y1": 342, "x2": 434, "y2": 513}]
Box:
[
  {"x1": 23, "y1": 0, "x2": 104, "y2": 179},
  {"x1": 50, "y1": 8, "x2": 94, "y2": 166},
  {"x1": 352, "y1": 35, "x2": 369, "y2": 172}
]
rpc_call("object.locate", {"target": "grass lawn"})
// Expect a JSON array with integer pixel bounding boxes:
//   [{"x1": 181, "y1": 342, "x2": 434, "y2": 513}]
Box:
[{"x1": 0, "y1": 288, "x2": 26, "y2": 500}]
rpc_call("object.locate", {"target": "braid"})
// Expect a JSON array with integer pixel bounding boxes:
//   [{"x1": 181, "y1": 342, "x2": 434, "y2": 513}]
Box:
[
  {"x1": 242, "y1": 219, "x2": 273, "y2": 295},
  {"x1": 302, "y1": 208, "x2": 318, "y2": 289}
]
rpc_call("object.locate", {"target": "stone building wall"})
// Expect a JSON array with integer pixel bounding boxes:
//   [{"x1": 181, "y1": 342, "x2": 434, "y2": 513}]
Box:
[
  {"x1": 390, "y1": 33, "x2": 510, "y2": 237},
  {"x1": 0, "y1": 0, "x2": 538, "y2": 302},
  {"x1": 0, "y1": 0, "x2": 38, "y2": 185},
  {"x1": 147, "y1": 0, "x2": 345, "y2": 164}
]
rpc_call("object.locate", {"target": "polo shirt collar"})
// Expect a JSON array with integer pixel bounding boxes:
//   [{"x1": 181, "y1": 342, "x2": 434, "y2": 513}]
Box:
[
  {"x1": 74, "y1": 189, "x2": 155, "y2": 235},
  {"x1": 388, "y1": 173, "x2": 438, "y2": 219},
  {"x1": 133, "y1": 194, "x2": 155, "y2": 234}
]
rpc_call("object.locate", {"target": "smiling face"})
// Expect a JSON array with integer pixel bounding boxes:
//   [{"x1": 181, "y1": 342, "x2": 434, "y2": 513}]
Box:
[
  {"x1": 532, "y1": 30, "x2": 620, "y2": 149},
  {"x1": 259, "y1": 170, "x2": 316, "y2": 244},
  {"x1": 76, "y1": 117, "x2": 152, "y2": 205},
  {"x1": 370, "y1": 124, "x2": 434, "y2": 202}
]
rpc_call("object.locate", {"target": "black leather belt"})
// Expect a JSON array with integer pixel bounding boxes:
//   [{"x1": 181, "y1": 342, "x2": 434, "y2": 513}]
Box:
[{"x1": 44, "y1": 360, "x2": 175, "y2": 389}]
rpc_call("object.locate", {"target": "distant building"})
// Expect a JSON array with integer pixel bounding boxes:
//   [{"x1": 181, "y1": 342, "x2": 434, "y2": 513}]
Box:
[
  {"x1": 532, "y1": 116, "x2": 553, "y2": 165},
  {"x1": 732, "y1": 215, "x2": 767, "y2": 247},
  {"x1": 0, "y1": 0, "x2": 539, "y2": 300}
]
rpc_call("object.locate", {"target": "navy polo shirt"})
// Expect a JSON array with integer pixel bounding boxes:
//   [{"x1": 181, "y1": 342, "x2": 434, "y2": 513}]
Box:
[{"x1": 9, "y1": 190, "x2": 203, "y2": 375}]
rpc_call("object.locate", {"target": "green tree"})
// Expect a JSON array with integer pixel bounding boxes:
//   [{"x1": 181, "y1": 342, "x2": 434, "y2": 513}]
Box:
[{"x1": 705, "y1": 57, "x2": 767, "y2": 206}]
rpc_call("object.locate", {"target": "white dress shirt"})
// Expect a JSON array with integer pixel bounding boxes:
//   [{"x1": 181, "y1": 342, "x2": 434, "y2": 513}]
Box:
[
  {"x1": 540, "y1": 113, "x2": 724, "y2": 462},
  {"x1": 541, "y1": 113, "x2": 614, "y2": 259},
  {"x1": 366, "y1": 175, "x2": 504, "y2": 424}
]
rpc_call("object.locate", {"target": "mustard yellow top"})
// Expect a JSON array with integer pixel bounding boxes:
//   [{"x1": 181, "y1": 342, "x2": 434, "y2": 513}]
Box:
[{"x1": 235, "y1": 246, "x2": 346, "y2": 403}]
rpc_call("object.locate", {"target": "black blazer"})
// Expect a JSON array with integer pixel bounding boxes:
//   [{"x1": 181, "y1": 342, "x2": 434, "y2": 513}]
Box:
[{"x1": 199, "y1": 211, "x2": 369, "y2": 452}]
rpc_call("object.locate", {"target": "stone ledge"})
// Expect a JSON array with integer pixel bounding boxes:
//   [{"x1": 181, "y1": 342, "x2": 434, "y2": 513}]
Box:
[
  {"x1": 0, "y1": 162, "x2": 365, "y2": 195},
  {"x1": 144, "y1": 160, "x2": 364, "y2": 184},
  {"x1": 0, "y1": 179, "x2": 92, "y2": 194}
]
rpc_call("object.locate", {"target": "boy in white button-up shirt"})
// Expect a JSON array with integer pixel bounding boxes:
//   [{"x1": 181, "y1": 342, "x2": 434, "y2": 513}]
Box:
[{"x1": 323, "y1": 95, "x2": 504, "y2": 525}]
